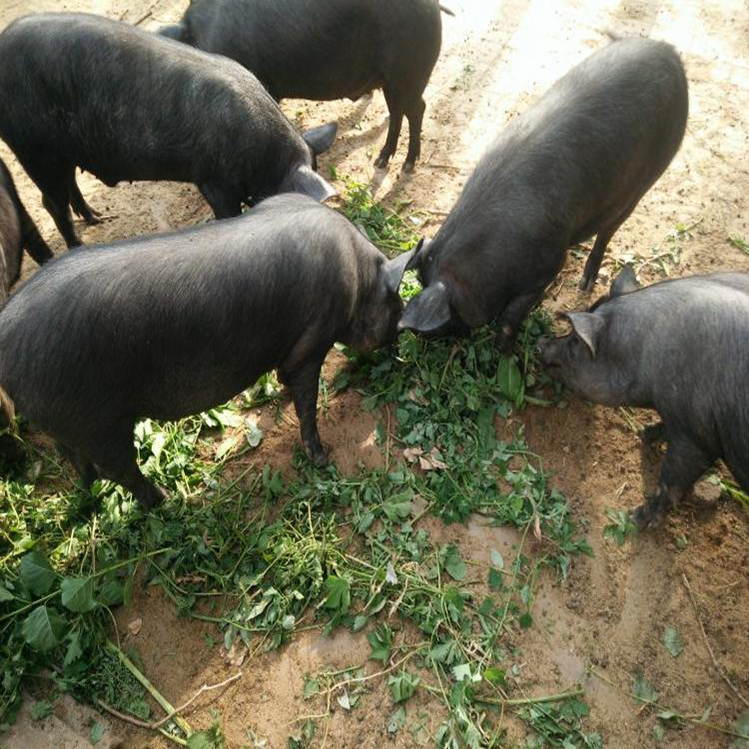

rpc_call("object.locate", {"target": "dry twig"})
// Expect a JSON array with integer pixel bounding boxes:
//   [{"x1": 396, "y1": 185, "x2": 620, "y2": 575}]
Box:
[
  {"x1": 97, "y1": 671, "x2": 242, "y2": 730},
  {"x1": 682, "y1": 573, "x2": 749, "y2": 709}
]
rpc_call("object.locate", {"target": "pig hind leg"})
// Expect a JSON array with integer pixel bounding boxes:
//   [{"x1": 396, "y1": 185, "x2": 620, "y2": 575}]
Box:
[
  {"x1": 374, "y1": 87, "x2": 405, "y2": 169},
  {"x1": 31, "y1": 166, "x2": 82, "y2": 248},
  {"x1": 198, "y1": 182, "x2": 242, "y2": 219},
  {"x1": 68, "y1": 172, "x2": 101, "y2": 226},
  {"x1": 631, "y1": 434, "x2": 716, "y2": 530},
  {"x1": 403, "y1": 97, "x2": 426, "y2": 173},
  {"x1": 75, "y1": 423, "x2": 167, "y2": 510},
  {"x1": 494, "y1": 291, "x2": 543, "y2": 353},
  {"x1": 579, "y1": 199, "x2": 640, "y2": 292},
  {"x1": 279, "y1": 353, "x2": 328, "y2": 466}
]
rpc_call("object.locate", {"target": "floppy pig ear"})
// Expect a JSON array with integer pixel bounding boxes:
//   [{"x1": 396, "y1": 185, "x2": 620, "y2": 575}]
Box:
[
  {"x1": 382, "y1": 246, "x2": 418, "y2": 294},
  {"x1": 398, "y1": 280, "x2": 452, "y2": 334},
  {"x1": 302, "y1": 122, "x2": 337, "y2": 155},
  {"x1": 285, "y1": 165, "x2": 338, "y2": 202},
  {"x1": 405, "y1": 237, "x2": 429, "y2": 272},
  {"x1": 610, "y1": 263, "x2": 640, "y2": 297},
  {"x1": 566, "y1": 312, "x2": 604, "y2": 356}
]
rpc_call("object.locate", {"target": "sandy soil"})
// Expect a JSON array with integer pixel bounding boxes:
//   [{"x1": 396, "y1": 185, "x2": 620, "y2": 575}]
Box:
[{"x1": 1, "y1": 0, "x2": 748, "y2": 747}]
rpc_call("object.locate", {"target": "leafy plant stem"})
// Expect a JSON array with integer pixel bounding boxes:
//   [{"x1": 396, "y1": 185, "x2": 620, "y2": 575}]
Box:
[
  {"x1": 474, "y1": 687, "x2": 584, "y2": 707},
  {"x1": 105, "y1": 640, "x2": 193, "y2": 737},
  {"x1": 0, "y1": 548, "x2": 170, "y2": 624}
]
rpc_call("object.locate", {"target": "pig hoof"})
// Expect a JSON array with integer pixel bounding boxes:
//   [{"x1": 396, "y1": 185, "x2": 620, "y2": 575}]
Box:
[
  {"x1": 312, "y1": 449, "x2": 330, "y2": 468},
  {"x1": 138, "y1": 486, "x2": 169, "y2": 511},
  {"x1": 305, "y1": 442, "x2": 330, "y2": 468},
  {"x1": 373, "y1": 155, "x2": 390, "y2": 170},
  {"x1": 494, "y1": 325, "x2": 514, "y2": 352},
  {"x1": 630, "y1": 503, "x2": 662, "y2": 531},
  {"x1": 578, "y1": 276, "x2": 594, "y2": 293},
  {"x1": 401, "y1": 161, "x2": 416, "y2": 174},
  {"x1": 630, "y1": 506, "x2": 650, "y2": 531}
]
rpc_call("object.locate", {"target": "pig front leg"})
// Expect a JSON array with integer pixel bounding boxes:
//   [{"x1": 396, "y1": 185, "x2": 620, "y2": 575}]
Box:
[
  {"x1": 631, "y1": 433, "x2": 715, "y2": 530},
  {"x1": 279, "y1": 354, "x2": 328, "y2": 466},
  {"x1": 68, "y1": 421, "x2": 168, "y2": 510},
  {"x1": 57, "y1": 441, "x2": 98, "y2": 490},
  {"x1": 640, "y1": 420, "x2": 667, "y2": 446},
  {"x1": 494, "y1": 291, "x2": 542, "y2": 353}
]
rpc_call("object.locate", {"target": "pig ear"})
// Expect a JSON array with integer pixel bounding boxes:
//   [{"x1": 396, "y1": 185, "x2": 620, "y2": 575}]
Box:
[
  {"x1": 566, "y1": 312, "x2": 605, "y2": 356},
  {"x1": 610, "y1": 263, "x2": 640, "y2": 297},
  {"x1": 285, "y1": 165, "x2": 338, "y2": 202},
  {"x1": 398, "y1": 281, "x2": 452, "y2": 334},
  {"x1": 382, "y1": 246, "x2": 418, "y2": 293},
  {"x1": 405, "y1": 237, "x2": 429, "y2": 272},
  {"x1": 302, "y1": 122, "x2": 338, "y2": 155}
]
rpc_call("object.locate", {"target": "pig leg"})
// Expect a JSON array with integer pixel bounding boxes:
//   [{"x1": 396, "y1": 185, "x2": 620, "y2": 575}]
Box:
[
  {"x1": 579, "y1": 201, "x2": 639, "y2": 292},
  {"x1": 631, "y1": 435, "x2": 715, "y2": 530},
  {"x1": 68, "y1": 172, "x2": 101, "y2": 225},
  {"x1": 374, "y1": 88, "x2": 404, "y2": 169},
  {"x1": 80, "y1": 425, "x2": 168, "y2": 510},
  {"x1": 198, "y1": 182, "x2": 242, "y2": 219},
  {"x1": 640, "y1": 420, "x2": 667, "y2": 445},
  {"x1": 57, "y1": 441, "x2": 98, "y2": 491},
  {"x1": 494, "y1": 291, "x2": 543, "y2": 352},
  {"x1": 34, "y1": 169, "x2": 81, "y2": 248},
  {"x1": 279, "y1": 355, "x2": 328, "y2": 466},
  {"x1": 403, "y1": 97, "x2": 426, "y2": 173}
]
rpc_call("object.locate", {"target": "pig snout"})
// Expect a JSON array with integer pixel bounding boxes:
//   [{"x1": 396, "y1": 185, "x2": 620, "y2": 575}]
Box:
[{"x1": 537, "y1": 337, "x2": 556, "y2": 368}]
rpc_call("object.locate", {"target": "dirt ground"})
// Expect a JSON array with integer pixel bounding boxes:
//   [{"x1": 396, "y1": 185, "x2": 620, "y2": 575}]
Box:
[{"x1": 1, "y1": 0, "x2": 748, "y2": 747}]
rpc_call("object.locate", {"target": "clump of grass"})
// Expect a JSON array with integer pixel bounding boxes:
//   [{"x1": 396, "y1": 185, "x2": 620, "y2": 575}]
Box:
[{"x1": 339, "y1": 179, "x2": 422, "y2": 256}]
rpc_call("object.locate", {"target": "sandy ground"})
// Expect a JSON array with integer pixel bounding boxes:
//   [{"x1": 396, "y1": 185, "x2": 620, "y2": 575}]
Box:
[{"x1": 1, "y1": 0, "x2": 748, "y2": 747}]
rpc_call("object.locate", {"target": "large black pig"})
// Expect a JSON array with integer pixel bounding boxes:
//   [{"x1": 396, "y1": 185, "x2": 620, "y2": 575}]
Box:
[
  {"x1": 0, "y1": 195, "x2": 415, "y2": 508},
  {"x1": 160, "y1": 0, "x2": 450, "y2": 171},
  {"x1": 0, "y1": 157, "x2": 53, "y2": 304},
  {"x1": 0, "y1": 13, "x2": 337, "y2": 248},
  {"x1": 399, "y1": 37, "x2": 688, "y2": 349},
  {"x1": 539, "y1": 265, "x2": 749, "y2": 529}
]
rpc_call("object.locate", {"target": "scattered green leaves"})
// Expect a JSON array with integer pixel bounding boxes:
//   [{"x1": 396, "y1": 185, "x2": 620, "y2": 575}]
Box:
[
  {"x1": 632, "y1": 672, "x2": 659, "y2": 703},
  {"x1": 30, "y1": 699, "x2": 54, "y2": 720},
  {"x1": 520, "y1": 698, "x2": 602, "y2": 748},
  {"x1": 603, "y1": 508, "x2": 638, "y2": 546},
  {"x1": 89, "y1": 720, "x2": 105, "y2": 746},
  {"x1": 388, "y1": 670, "x2": 420, "y2": 703},
  {"x1": 367, "y1": 624, "x2": 393, "y2": 665},
  {"x1": 663, "y1": 626, "x2": 684, "y2": 658}
]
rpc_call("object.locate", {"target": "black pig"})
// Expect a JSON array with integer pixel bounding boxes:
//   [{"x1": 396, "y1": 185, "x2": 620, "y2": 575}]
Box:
[
  {"x1": 0, "y1": 195, "x2": 415, "y2": 509},
  {"x1": 0, "y1": 157, "x2": 53, "y2": 304},
  {"x1": 399, "y1": 37, "x2": 688, "y2": 348},
  {"x1": 160, "y1": 0, "x2": 451, "y2": 171},
  {"x1": 539, "y1": 265, "x2": 749, "y2": 529},
  {"x1": 0, "y1": 13, "x2": 337, "y2": 248}
]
